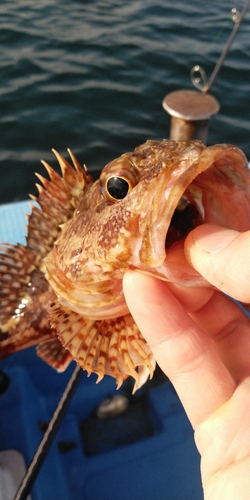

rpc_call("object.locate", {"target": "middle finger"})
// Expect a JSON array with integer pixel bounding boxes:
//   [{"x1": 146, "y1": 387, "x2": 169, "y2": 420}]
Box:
[{"x1": 167, "y1": 283, "x2": 250, "y2": 382}]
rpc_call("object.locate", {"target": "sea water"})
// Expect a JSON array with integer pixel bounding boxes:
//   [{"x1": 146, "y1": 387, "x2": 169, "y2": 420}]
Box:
[{"x1": 0, "y1": 0, "x2": 249, "y2": 203}]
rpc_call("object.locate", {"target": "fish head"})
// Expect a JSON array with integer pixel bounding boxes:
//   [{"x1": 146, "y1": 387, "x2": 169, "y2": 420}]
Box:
[{"x1": 44, "y1": 139, "x2": 250, "y2": 320}]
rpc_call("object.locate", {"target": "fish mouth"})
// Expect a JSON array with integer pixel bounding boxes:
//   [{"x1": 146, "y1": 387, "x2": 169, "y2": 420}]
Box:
[
  {"x1": 160, "y1": 187, "x2": 206, "y2": 285},
  {"x1": 152, "y1": 186, "x2": 206, "y2": 285},
  {"x1": 165, "y1": 193, "x2": 203, "y2": 251},
  {"x1": 138, "y1": 143, "x2": 250, "y2": 284}
]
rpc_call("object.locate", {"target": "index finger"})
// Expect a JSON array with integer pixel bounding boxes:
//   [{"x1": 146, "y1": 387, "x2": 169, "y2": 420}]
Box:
[{"x1": 123, "y1": 271, "x2": 236, "y2": 429}]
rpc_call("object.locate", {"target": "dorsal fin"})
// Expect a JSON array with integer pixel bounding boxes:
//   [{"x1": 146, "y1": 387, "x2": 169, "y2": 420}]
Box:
[{"x1": 27, "y1": 150, "x2": 93, "y2": 262}]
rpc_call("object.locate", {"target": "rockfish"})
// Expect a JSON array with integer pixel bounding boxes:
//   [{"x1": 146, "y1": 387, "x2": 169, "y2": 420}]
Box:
[{"x1": 1, "y1": 140, "x2": 250, "y2": 391}]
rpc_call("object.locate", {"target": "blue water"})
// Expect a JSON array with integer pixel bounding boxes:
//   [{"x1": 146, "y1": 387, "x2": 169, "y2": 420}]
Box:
[{"x1": 0, "y1": 0, "x2": 249, "y2": 203}]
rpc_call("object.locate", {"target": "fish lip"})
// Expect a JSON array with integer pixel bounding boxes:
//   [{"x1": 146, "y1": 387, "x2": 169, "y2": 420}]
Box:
[
  {"x1": 137, "y1": 177, "x2": 203, "y2": 268},
  {"x1": 136, "y1": 189, "x2": 205, "y2": 284}
]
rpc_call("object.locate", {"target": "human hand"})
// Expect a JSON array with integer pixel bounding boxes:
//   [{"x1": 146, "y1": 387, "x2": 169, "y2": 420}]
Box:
[{"x1": 123, "y1": 224, "x2": 250, "y2": 500}]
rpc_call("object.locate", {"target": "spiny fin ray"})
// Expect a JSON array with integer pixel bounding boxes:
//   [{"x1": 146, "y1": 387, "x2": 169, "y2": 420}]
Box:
[
  {"x1": 26, "y1": 149, "x2": 93, "y2": 264},
  {"x1": 49, "y1": 301, "x2": 155, "y2": 391}
]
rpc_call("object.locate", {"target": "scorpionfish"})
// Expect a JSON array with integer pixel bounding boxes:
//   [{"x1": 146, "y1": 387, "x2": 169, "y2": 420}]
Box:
[{"x1": 1, "y1": 140, "x2": 250, "y2": 391}]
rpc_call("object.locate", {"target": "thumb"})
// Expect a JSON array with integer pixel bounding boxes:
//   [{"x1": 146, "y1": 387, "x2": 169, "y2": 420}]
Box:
[{"x1": 185, "y1": 224, "x2": 250, "y2": 303}]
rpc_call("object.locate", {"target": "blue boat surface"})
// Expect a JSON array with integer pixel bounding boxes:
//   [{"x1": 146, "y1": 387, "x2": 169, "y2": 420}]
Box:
[{"x1": 0, "y1": 200, "x2": 203, "y2": 500}]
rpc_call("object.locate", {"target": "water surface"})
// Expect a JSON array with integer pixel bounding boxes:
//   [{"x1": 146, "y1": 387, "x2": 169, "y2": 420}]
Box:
[{"x1": 0, "y1": 0, "x2": 249, "y2": 202}]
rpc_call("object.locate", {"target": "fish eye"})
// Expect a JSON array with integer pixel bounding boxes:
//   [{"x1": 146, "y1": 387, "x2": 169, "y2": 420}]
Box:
[
  {"x1": 100, "y1": 154, "x2": 141, "y2": 202},
  {"x1": 105, "y1": 176, "x2": 131, "y2": 201}
]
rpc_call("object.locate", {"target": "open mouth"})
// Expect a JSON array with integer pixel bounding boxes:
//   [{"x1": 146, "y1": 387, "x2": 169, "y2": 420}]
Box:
[{"x1": 165, "y1": 190, "x2": 204, "y2": 251}]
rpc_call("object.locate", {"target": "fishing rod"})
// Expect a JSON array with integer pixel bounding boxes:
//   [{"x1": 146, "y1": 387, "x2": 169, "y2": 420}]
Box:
[
  {"x1": 190, "y1": 0, "x2": 250, "y2": 93},
  {"x1": 163, "y1": 0, "x2": 250, "y2": 142},
  {"x1": 13, "y1": 364, "x2": 82, "y2": 500}
]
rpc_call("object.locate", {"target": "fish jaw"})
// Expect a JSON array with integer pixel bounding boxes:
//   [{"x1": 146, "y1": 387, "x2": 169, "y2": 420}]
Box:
[{"x1": 44, "y1": 258, "x2": 129, "y2": 320}]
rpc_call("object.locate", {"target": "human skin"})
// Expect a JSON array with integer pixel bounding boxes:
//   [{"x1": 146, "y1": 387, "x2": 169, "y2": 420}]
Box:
[{"x1": 123, "y1": 224, "x2": 250, "y2": 500}]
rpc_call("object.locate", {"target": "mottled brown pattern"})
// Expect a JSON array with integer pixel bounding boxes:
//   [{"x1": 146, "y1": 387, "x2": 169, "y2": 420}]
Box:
[{"x1": 1, "y1": 140, "x2": 250, "y2": 391}]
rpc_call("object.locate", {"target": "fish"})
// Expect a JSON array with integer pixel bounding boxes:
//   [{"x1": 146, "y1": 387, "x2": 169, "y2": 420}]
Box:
[{"x1": 1, "y1": 139, "x2": 250, "y2": 391}]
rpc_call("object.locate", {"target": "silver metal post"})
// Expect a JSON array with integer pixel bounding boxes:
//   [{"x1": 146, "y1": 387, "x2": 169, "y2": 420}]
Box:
[{"x1": 162, "y1": 89, "x2": 220, "y2": 143}]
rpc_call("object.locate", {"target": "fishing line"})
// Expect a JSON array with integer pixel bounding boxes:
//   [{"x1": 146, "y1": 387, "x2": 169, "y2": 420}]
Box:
[
  {"x1": 13, "y1": 363, "x2": 82, "y2": 500},
  {"x1": 190, "y1": 0, "x2": 250, "y2": 92}
]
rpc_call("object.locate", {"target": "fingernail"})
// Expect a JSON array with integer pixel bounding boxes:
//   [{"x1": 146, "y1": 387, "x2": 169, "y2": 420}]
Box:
[{"x1": 192, "y1": 224, "x2": 240, "y2": 254}]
